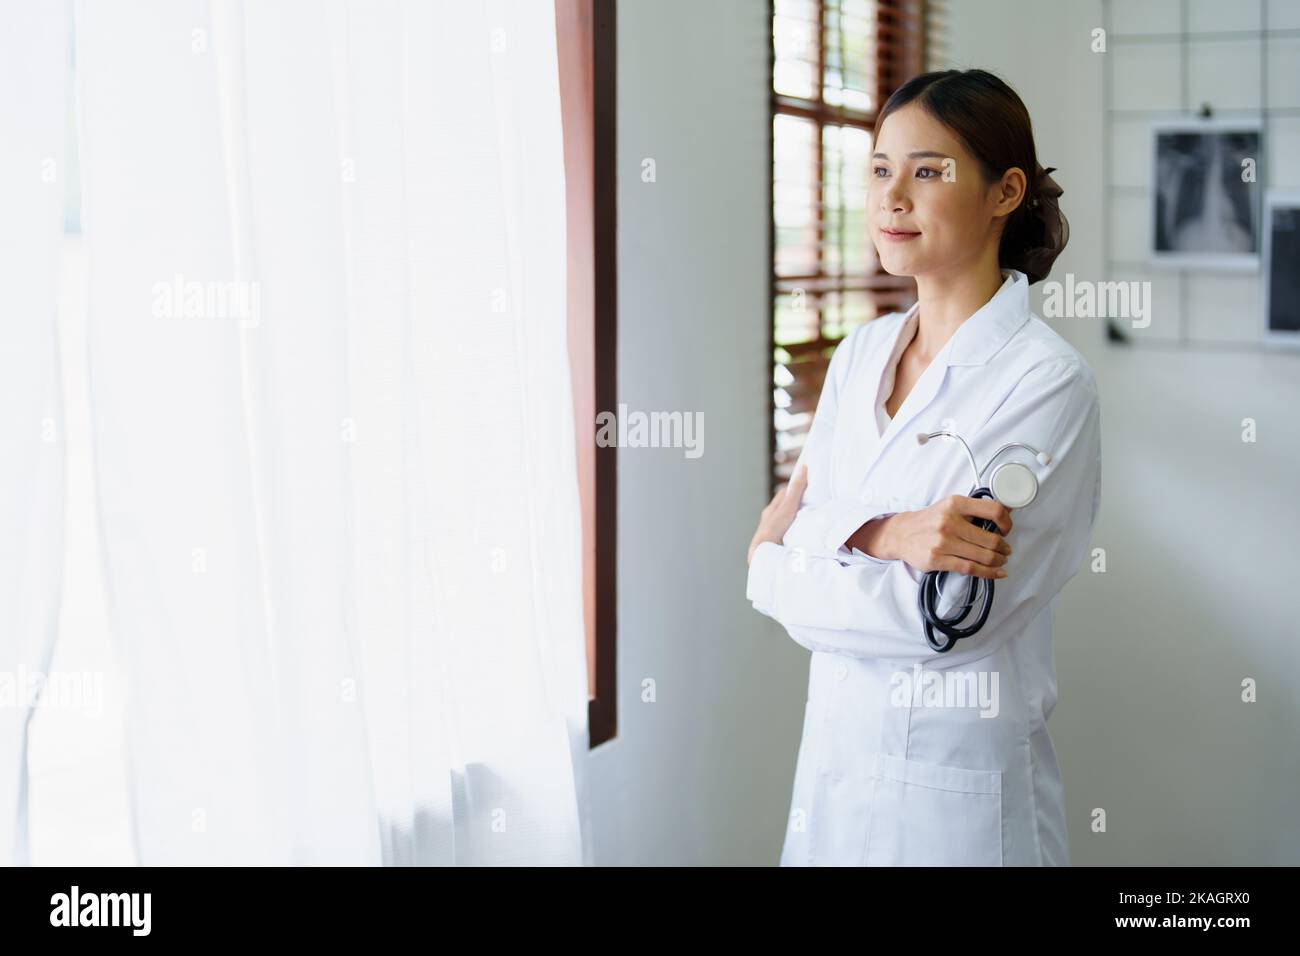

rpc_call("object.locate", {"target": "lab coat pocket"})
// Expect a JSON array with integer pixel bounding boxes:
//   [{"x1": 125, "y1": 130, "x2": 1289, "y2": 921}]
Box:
[{"x1": 862, "y1": 752, "x2": 1003, "y2": 866}]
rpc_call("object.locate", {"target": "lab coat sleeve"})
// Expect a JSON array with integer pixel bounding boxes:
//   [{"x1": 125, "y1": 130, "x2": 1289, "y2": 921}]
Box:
[
  {"x1": 783, "y1": 497, "x2": 899, "y2": 563},
  {"x1": 748, "y1": 358, "x2": 1101, "y2": 668},
  {"x1": 778, "y1": 326, "x2": 898, "y2": 564}
]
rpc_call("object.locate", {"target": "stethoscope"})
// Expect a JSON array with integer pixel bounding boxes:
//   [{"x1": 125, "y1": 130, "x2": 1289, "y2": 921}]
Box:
[{"x1": 913, "y1": 430, "x2": 1052, "y2": 653}]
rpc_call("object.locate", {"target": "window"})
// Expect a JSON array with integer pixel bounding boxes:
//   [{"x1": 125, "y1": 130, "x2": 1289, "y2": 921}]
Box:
[
  {"x1": 556, "y1": 0, "x2": 617, "y2": 747},
  {"x1": 770, "y1": 0, "x2": 928, "y2": 489}
]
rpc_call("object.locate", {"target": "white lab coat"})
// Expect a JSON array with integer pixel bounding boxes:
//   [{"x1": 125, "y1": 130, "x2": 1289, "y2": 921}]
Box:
[{"x1": 747, "y1": 269, "x2": 1101, "y2": 866}]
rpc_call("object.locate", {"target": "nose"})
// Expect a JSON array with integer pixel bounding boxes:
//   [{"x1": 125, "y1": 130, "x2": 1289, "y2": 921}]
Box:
[{"x1": 880, "y1": 177, "x2": 910, "y2": 215}]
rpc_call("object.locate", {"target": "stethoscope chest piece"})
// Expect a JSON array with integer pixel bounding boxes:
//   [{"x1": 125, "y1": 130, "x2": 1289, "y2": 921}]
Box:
[{"x1": 989, "y1": 461, "x2": 1038, "y2": 509}]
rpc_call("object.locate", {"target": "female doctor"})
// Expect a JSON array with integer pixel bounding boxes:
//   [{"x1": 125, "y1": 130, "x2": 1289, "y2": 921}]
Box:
[{"x1": 746, "y1": 69, "x2": 1101, "y2": 866}]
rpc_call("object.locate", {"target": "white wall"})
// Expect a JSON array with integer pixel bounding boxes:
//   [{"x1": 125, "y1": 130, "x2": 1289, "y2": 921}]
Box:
[{"x1": 586, "y1": 0, "x2": 800, "y2": 864}]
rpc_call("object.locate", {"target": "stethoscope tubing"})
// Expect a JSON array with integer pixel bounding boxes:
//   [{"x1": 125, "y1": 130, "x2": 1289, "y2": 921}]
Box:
[{"x1": 917, "y1": 486, "x2": 999, "y2": 653}]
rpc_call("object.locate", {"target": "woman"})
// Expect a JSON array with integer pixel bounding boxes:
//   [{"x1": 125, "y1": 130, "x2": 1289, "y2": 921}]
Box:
[{"x1": 746, "y1": 69, "x2": 1101, "y2": 866}]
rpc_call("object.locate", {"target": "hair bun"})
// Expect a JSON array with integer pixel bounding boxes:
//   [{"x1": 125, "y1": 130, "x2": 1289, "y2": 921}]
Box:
[
  {"x1": 1017, "y1": 164, "x2": 1068, "y2": 281},
  {"x1": 1031, "y1": 164, "x2": 1063, "y2": 208}
]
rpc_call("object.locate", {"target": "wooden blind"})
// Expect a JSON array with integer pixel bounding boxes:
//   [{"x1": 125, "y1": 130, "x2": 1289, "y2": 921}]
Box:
[{"x1": 770, "y1": 0, "x2": 928, "y2": 488}]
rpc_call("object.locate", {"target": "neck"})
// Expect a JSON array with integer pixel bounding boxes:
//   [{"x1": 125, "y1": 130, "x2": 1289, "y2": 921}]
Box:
[{"x1": 911, "y1": 253, "x2": 1006, "y2": 359}]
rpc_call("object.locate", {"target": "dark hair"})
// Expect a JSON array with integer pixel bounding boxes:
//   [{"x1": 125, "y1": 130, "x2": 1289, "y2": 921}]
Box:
[{"x1": 873, "y1": 69, "x2": 1068, "y2": 283}]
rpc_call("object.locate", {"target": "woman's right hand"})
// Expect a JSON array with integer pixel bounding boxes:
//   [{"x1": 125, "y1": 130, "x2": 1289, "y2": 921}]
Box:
[{"x1": 850, "y1": 495, "x2": 1013, "y2": 580}]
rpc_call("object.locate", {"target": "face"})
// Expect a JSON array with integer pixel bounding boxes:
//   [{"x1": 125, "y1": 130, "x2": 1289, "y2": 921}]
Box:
[{"x1": 868, "y1": 103, "x2": 1024, "y2": 279}]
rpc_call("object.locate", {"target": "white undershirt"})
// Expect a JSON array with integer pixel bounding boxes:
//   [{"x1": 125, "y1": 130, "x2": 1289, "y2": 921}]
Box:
[{"x1": 875, "y1": 310, "x2": 918, "y2": 434}]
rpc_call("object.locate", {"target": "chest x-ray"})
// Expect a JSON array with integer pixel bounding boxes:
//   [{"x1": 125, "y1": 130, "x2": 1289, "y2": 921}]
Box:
[{"x1": 1152, "y1": 122, "x2": 1260, "y2": 269}]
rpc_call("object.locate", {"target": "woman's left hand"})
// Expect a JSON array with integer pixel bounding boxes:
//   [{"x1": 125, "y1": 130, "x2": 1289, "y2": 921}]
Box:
[{"x1": 747, "y1": 465, "x2": 808, "y2": 566}]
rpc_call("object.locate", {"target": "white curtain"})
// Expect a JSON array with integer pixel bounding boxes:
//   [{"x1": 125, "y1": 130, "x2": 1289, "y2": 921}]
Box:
[
  {"x1": 0, "y1": 0, "x2": 68, "y2": 867},
  {"x1": 73, "y1": 0, "x2": 592, "y2": 864}
]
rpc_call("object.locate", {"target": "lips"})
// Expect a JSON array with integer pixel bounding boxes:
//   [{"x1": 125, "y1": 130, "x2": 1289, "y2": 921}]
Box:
[{"x1": 880, "y1": 227, "x2": 921, "y2": 241}]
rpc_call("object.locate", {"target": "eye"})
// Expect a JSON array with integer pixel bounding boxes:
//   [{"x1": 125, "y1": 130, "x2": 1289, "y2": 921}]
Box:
[
  {"x1": 872, "y1": 165, "x2": 890, "y2": 178},
  {"x1": 915, "y1": 167, "x2": 941, "y2": 179}
]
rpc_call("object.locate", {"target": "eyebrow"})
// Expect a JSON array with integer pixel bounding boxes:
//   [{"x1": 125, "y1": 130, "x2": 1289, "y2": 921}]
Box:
[{"x1": 872, "y1": 151, "x2": 952, "y2": 160}]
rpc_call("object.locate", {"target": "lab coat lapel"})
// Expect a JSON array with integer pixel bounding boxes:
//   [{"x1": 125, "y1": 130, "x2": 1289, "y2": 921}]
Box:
[
  {"x1": 872, "y1": 349, "x2": 949, "y2": 465},
  {"x1": 856, "y1": 270, "x2": 1032, "y2": 491},
  {"x1": 832, "y1": 309, "x2": 915, "y2": 499}
]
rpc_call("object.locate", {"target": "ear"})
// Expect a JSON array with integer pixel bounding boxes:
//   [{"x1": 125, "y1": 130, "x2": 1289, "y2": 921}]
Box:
[{"x1": 991, "y1": 167, "x2": 1028, "y2": 221}]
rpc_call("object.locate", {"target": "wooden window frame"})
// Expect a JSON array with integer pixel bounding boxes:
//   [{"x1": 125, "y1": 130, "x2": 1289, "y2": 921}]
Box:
[
  {"x1": 769, "y1": 0, "x2": 927, "y2": 494},
  {"x1": 556, "y1": 0, "x2": 617, "y2": 748}
]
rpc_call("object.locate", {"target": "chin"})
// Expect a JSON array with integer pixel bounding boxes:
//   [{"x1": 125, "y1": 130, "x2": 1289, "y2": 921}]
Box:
[{"x1": 876, "y1": 252, "x2": 921, "y2": 278}]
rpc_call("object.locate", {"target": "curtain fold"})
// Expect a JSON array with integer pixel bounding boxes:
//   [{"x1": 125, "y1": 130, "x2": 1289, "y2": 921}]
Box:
[
  {"x1": 0, "y1": 0, "x2": 68, "y2": 867},
  {"x1": 74, "y1": 0, "x2": 590, "y2": 865}
]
